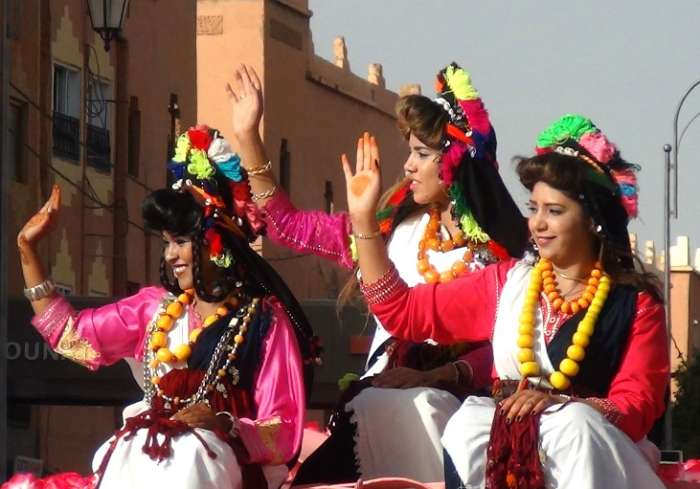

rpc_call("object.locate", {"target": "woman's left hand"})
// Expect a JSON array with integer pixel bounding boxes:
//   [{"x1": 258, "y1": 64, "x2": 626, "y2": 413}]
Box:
[
  {"x1": 499, "y1": 390, "x2": 566, "y2": 422},
  {"x1": 171, "y1": 402, "x2": 227, "y2": 432}
]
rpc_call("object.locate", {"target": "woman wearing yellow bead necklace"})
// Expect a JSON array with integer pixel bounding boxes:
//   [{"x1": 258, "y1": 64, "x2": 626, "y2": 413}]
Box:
[
  {"x1": 346, "y1": 114, "x2": 669, "y2": 489},
  {"x1": 14, "y1": 126, "x2": 317, "y2": 489}
]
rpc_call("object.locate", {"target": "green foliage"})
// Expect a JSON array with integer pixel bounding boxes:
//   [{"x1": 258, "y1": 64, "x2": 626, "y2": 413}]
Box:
[{"x1": 672, "y1": 351, "x2": 700, "y2": 458}]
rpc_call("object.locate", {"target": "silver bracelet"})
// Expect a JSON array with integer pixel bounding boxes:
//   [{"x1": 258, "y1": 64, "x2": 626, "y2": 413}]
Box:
[
  {"x1": 251, "y1": 185, "x2": 278, "y2": 202},
  {"x1": 216, "y1": 411, "x2": 240, "y2": 438},
  {"x1": 24, "y1": 279, "x2": 56, "y2": 302}
]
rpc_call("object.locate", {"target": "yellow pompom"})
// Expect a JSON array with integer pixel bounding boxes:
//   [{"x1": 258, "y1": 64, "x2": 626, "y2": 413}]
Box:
[
  {"x1": 559, "y1": 358, "x2": 580, "y2": 377},
  {"x1": 549, "y1": 371, "x2": 570, "y2": 391},
  {"x1": 517, "y1": 334, "x2": 535, "y2": 348},
  {"x1": 519, "y1": 361, "x2": 540, "y2": 377},
  {"x1": 166, "y1": 301, "x2": 184, "y2": 318},
  {"x1": 172, "y1": 344, "x2": 192, "y2": 362},
  {"x1": 156, "y1": 314, "x2": 174, "y2": 331},
  {"x1": 566, "y1": 345, "x2": 586, "y2": 362},
  {"x1": 577, "y1": 319, "x2": 595, "y2": 336},
  {"x1": 518, "y1": 348, "x2": 535, "y2": 363},
  {"x1": 156, "y1": 347, "x2": 175, "y2": 363},
  {"x1": 572, "y1": 332, "x2": 590, "y2": 348},
  {"x1": 189, "y1": 327, "x2": 203, "y2": 344},
  {"x1": 150, "y1": 331, "x2": 168, "y2": 350}
]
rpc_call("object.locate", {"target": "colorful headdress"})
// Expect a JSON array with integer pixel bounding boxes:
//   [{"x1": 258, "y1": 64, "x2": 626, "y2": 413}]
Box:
[
  {"x1": 167, "y1": 125, "x2": 266, "y2": 267},
  {"x1": 376, "y1": 63, "x2": 528, "y2": 259},
  {"x1": 534, "y1": 114, "x2": 639, "y2": 219}
]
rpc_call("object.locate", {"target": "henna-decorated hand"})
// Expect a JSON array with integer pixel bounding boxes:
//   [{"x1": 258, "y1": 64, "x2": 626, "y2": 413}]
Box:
[{"x1": 17, "y1": 184, "x2": 61, "y2": 249}]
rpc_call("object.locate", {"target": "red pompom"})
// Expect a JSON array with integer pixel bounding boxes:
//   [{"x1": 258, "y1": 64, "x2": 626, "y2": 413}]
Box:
[
  {"x1": 204, "y1": 228, "x2": 223, "y2": 257},
  {"x1": 187, "y1": 128, "x2": 212, "y2": 150},
  {"x1": 487, "y1": 240, "x2": 510, "y2": 261}
]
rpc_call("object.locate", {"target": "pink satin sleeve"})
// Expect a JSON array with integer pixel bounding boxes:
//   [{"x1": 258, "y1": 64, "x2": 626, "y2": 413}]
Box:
[
  {"x1": 238, "y1": 297, "x2": 305, "y2": 465},
  {"x1": 457, "y1": 343, "x2": 494, "y2": 391},
  {"x1": 261, "y1": 189, "x2": 354, "y2": 269},
  {"x1": 30, "y1": 286, "x2": 164, "y2": 370}
]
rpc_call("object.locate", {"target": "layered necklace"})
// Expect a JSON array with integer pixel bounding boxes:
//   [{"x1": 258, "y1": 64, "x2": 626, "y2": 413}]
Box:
[
  {"x1": 517, "y1": 258, "x2": 611, "y2": 391},
  {"x1": 143, "y1": 291, "x2": 260, "y2": 410},
  {"x1": 416, "y1": 207, "x2": 486, "y2": 283}
]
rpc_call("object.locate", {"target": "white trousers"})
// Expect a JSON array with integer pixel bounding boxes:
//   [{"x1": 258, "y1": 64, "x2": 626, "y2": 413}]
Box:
[
  {"x1": 92, "y1": 427, "x2": 243, "y2": 489},
  {"x1": 441, "y1": 396, "x2": 665, "y2": 489},
  {"x1": 347, "y1": 387, "x2": 461, "y2": 482}
]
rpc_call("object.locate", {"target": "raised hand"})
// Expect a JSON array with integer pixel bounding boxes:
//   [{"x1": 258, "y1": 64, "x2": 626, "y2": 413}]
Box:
[
  {"x1": 17, "y1": 184, "x2": 61, "y2": 249},
  {"x1": 225, "y1": 64, "x2": 263, "y2": 140},
  {"x1": 342, "y1": 132, "x2": 382, "y2": 226}
]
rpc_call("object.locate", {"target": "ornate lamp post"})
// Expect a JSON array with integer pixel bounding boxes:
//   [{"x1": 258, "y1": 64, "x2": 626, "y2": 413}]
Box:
[{"x1": 87, "y1": 0, "x2": 130, "y2": 51}]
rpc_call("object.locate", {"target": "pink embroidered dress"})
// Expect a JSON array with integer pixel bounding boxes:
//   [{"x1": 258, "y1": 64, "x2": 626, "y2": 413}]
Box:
[
  {"x1": 363, "y1": 258, "x2": 670, "y2": 489},
  {"x1": 31, "y1": 287, "x2": 305, "y2": 489}
]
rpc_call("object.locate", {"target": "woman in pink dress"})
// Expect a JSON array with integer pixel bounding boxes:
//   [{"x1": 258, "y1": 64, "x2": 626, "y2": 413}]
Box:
[
  {"x1": 11, "y1": 126, "x2": 316, "y2": 489},
  {"x1": 345, "y1": 114, "x2": 669, "y2": 488},
  {"x1": 226, "y1": 63, "x2": 529, "y2": 483}
]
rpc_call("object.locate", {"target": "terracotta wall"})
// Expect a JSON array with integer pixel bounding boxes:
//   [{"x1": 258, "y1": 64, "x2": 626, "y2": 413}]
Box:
[{"x1": 196, "y1": 0, "x2": 408, "y2": 299}]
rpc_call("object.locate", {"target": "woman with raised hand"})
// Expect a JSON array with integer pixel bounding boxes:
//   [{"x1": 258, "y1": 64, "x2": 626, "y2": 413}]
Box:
[
  {"x1": 227, "y1": 63, "x2": 528, "y2": 483},
  {"x1": 12, "y1": 126, "x2": 317, "y2": 489},
  {"x1": 347, "y1": 114, "x2": 669, "y2": 489}
]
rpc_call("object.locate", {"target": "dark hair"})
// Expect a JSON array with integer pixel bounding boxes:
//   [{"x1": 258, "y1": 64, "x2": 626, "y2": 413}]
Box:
[
  {"x1": 515, "y1": 152, "x2": 662, "y2": 302},
  {"x1": 396, "y1": 94, "x2": 448, "y2": 151},
  {"x1": 142, "y1": 188, "x2": 314, "y2": 355}
]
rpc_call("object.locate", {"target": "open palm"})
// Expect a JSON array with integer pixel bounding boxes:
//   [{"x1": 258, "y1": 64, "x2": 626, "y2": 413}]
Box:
[
  {"x1": 342, "y1": 132, "x2": 382, "y2": 220},
  {"x1": 226, "y1": 64, "x2": 263, "y2": 139},
  {"x1": 18, "y1": 184, "x2": 61, "y2": 247}
]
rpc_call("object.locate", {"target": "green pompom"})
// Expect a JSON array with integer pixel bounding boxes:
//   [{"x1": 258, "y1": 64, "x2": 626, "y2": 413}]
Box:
[
  {"x1": 536, "y1": 114, "x2": 597, "y2": 149},
  {"x1": 338, "y1": 372, "x2": 360, "y2": 392},
  {"x1": 187, "y1": 149, "x2": 215, "y2": 180},
  {"x1": 211, "y1": 250, "x2": 234, "y2": 268},
  {"x1": 172, "y1": 133, "x2": 191, "y2": 163},
  {"x1": 444, "y1": 65, "x2": 479, "y2": 101},
  {"x1": 448, "y1": 182, "x2": 490, "y2": 243}
]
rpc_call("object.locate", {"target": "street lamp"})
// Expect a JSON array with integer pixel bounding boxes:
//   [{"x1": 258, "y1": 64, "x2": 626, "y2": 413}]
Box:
[
  {"x1": 87, "y1": 0, "x2": 130, "y2": 51},
  {"x1": 663, "y1": 77, "x2": 700, "y2": 450}
]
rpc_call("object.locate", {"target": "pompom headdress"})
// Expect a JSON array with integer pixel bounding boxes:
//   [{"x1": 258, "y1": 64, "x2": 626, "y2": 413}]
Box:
[
  {"x1": 167, "y1": 125, "x2": 266, "y2": 268},
  {"x1": 377, "y1": 62, "x2": 528, "y2": 260},
  {"x1": 534, "y1": 114, "x2": 639, "y2": 219}
]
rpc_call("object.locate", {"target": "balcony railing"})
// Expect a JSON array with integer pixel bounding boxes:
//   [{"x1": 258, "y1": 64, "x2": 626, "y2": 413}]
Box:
[
  {"x1": 52, "y1": 111, "x2": 80, "y2": 161},
  {"x1": 87, "y1": 123, "x2": 111, "y2": 173}
]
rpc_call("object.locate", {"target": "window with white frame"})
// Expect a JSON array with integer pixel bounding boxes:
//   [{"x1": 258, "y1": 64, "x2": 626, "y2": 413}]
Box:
[
  {"x1": 52, "y1": 64, "x2": 81, "y2": 161},
  {"x1": 53, "y1": 64, "x2": 81, "y2": 118}
]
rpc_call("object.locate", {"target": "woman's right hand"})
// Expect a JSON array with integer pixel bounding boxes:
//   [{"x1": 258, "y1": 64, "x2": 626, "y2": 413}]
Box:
[
  {"x1": 226, "y1": 64, "x2": 263, "y2": 141},
  {"x1": 342, "y1": 132, "x2": 382, "y2": 227},
  {"x1": 17, "y1": 184, "x2": 61, "y2": 249}
]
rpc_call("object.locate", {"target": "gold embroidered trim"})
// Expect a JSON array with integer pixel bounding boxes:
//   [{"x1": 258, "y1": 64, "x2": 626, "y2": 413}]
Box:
[
  {"x1": 56, "y1": 317, "x2": 100, "y2": 367},
  {"x1": 256, "y1": 416, "x2": 284, "y2": 465}
]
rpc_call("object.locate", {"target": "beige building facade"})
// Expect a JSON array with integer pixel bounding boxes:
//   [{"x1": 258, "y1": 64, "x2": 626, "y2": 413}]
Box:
[{"x1": 196, "y1": 0, "x2": 409, "y2": 299}]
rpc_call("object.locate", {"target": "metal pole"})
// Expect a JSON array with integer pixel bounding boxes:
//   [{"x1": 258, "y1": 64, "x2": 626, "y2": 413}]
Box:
[
  {"x1": 662, "y1": 144, "x2": 673, "y2": 450},
  {"x1": 0, "y1": 0, "x2": 11, "y2": 480},
  {"x1": 672, "y1": 79, "x2": 700, "y2": 218}
]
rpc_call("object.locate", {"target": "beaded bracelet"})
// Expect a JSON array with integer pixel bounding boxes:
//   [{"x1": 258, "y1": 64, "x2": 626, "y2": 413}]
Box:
[
  {"x1": 359, "y1": 264, "x2": 407, "y2": 305},
  {"x1": 251, "y1": 185, "x2": 278, "y2": 202},
  {"x1": 246, "y1": 160, "x2": 272, "y2": 176}
]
